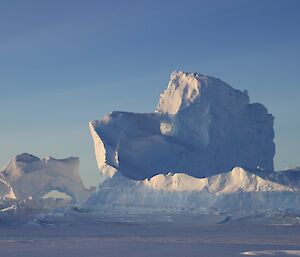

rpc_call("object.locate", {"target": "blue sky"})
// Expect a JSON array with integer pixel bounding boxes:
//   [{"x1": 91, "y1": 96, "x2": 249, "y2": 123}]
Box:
[{"x1": 0, "y1": 0, "x2": 299, "y2": 186}]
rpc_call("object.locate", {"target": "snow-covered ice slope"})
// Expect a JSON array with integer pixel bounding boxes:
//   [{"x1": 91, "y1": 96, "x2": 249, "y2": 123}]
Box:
[
  {"x1": 0, "y1": 153, "x2": 89, "y2": 203},
  {"x1": 0, "y1": 177, "x2": 15, "y2": 200},
  {"x1": 90, "y1": 71, "x2": 275, "y2": 180},
  {"x1": 85, "y1": 167, "x2": 300, "y2": 212}
]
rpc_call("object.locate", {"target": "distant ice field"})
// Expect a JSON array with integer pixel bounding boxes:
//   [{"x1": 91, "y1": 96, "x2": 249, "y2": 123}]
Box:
[{"x1": 0, "y1": 220, "x2": 299, "y2": 257}]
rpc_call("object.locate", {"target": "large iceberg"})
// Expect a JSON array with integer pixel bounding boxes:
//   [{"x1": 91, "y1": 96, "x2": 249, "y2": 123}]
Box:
[
  {"x1": 0, "y1": 153, "x2": 89, "y2": 203},
  {"x1": 89, "y1": 71, "x2": 275, "y2": 181},
  {"x1": 85, "y1": 71, "x2": 300, "y2": 214}
]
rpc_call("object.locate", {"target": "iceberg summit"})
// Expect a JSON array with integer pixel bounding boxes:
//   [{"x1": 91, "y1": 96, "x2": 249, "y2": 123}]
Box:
[{"x1": 89, "y1": 71, "x2": 275, "y2": 181}]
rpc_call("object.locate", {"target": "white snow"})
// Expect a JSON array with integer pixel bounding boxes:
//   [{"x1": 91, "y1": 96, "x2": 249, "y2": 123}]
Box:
[
  {"x1": 142, "y1": 167, "x2": 292, "y2": 193},
  {"x1": 242, "y1": 250, "x2": 300, "y2": 256},
  {"x1": 85, "y1": 167, "x2": 300, "y2": 212}
]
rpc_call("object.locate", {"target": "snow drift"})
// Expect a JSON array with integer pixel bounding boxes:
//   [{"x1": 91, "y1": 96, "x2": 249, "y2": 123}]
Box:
[
  {"x1": 85, "y1": 167, "x2": 300, "y2": 212},
  {"x1": 90, "y1": 71, "x2": 275, "y2": 181}
]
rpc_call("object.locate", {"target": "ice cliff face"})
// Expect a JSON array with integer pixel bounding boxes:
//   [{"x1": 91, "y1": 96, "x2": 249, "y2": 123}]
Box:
[
  {"x1": 0, "y1": 153, "x2": 89, "y2": 203},
  {"x1": 90, "y1": 71, "x2": 275, "y2": 180}
]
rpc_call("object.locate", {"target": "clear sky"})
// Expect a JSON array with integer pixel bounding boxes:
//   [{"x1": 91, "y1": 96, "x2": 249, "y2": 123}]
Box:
[{"x1": 0, "y1": 0, "x2": 299, "y2": 186}]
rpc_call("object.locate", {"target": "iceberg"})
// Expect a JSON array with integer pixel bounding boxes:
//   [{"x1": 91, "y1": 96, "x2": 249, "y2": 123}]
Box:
[
  {"x1": 0, "y1": 153, "x2": 89, "y2": 203},
  {"x1": 90, "y1": 71, "x2": 275, "y2": 181},
  {"x1": 86, "y1": 71, "x2": 300, "y2": 213}
]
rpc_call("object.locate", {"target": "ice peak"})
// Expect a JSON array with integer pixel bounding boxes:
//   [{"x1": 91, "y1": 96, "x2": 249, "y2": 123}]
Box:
[
  {"x1": 156, "y1": 71, "x2": 202, "y2": 115},
  {"x1": 43, "y1": 156, "x2": 79, "y2": 166},
  {"x1": 170, "y1": 70, "x2": 205, "y2": 79},
  {"x1": 14, "y1": 153, "x2": 40, "y2": 163},
  {"x1": 156, "y1": 70, "x2": 249, "y2": 115}
]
